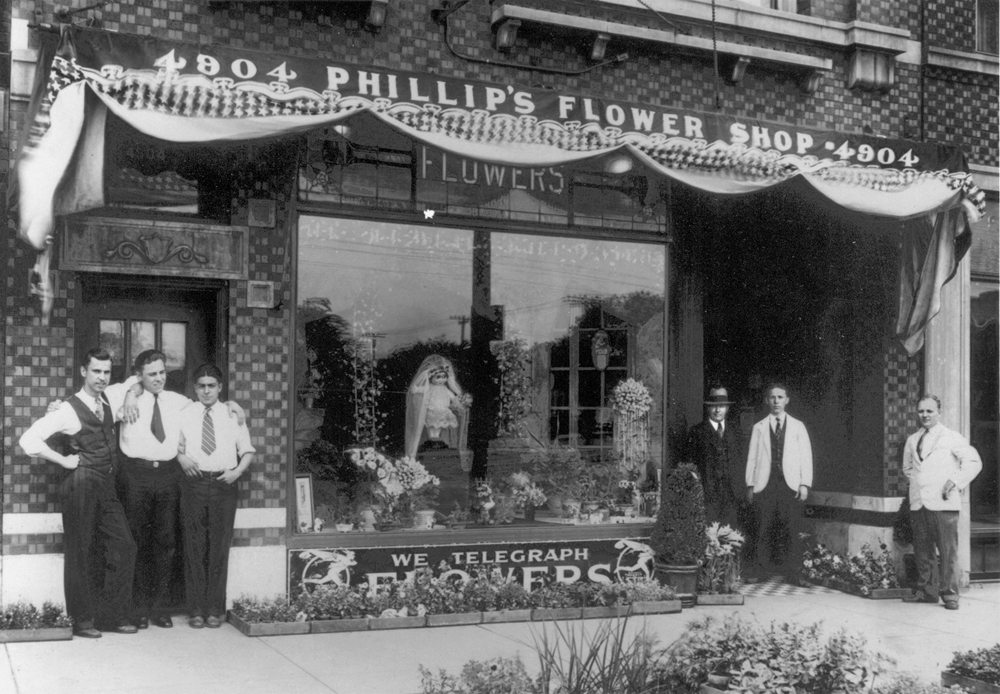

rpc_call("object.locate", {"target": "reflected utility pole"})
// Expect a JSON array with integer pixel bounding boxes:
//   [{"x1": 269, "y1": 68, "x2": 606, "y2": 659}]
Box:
[{"x1": 450, "y1": 314, "x2": 469, "y2": 345}]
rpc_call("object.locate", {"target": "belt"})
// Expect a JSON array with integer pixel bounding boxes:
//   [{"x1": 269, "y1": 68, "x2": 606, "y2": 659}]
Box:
[
  {"x1": 196, "y1": 470, "x2": 227, "y2": 479},
  {"x1": 126, "y1": 456, "x2": 177, "y2": 470}
]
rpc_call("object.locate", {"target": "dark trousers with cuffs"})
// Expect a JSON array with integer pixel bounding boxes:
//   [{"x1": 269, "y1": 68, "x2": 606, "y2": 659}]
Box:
[
  {"x1": 912, "y1": 507, "x2": 961, "y2": 600},
  {"x1": 746, "y1": 481, "x2": 803, "y2": 575},
  {"x1": 118, "y1": 459, "x2": 182, "y2": 618},
  {"x1": 182, "y1": 474, "x2": 239, "y2": 618},
  {"x1": 60, "y1": 466, "x2": 137, "y2": 628}
]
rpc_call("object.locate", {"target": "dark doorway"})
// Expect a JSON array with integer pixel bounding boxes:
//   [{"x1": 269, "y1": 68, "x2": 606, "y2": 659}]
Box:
[{"x1": 76, "y1": 273, "x2": 227, "y2": 609}]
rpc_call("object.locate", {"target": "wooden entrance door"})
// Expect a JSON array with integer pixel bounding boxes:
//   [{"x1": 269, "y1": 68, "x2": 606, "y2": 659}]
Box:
[{"x1": 76, "y1": 275, "x2": 226, "y2": 398}]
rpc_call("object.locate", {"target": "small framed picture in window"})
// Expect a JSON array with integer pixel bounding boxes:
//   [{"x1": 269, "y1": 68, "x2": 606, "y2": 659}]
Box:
[{"x1": 295, "y1": 473, "x2": 314, "y2": 533}]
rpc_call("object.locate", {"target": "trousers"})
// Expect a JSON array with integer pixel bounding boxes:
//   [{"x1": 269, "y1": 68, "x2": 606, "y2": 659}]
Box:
[
  {"x1": 60, "y1": 465, "x2": 137, "y2": 627},
  {"x1": 182, "y1": 475, "x2": 239, "y2": 618},
  {"x1": 745, "y1": 480, "x2": 804, "y2": 574},
  {"x1": 118, "y1": 460, "x2": 182, "y2": 617},
  {"x1": 911, "y1": 506, "x2": 961, "y2": 600}
]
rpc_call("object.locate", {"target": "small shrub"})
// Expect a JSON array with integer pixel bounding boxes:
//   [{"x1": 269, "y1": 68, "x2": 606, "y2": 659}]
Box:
[
  {"x1": 873, "y1": 674, "x2": 969, "y2": 694},
  {"x1": 0, "y1": 601, "x2": 71, "y2": 629},
  {"x1": 947, "y1": 644, "x2": 1000, "y2": 685},
  {"x1": 420, "y1": 656, "x2": 535, "y2": 694},
  {"x1": 649, "y1": 463, "x2": 707, "y2": 566},
  {"x1": 801, "y1": 542, "x2": 900, "y2": 594}
]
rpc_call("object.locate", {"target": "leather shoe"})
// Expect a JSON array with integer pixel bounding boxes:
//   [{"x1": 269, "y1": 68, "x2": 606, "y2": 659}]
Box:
[
  {"x1": 73, "y1": 627, "x2": 102, "y2": 639},
  {"x1": 152, "y1": 616, "x2": 173, "y2": 628},
  {"x1": 944, "y1": 600, "x2": 959, "y2": 610},
  {"x1": 205, "y1": 616, "x2": 222, "y2": 629},
  {"x1": 97, "y1": 620, "x2": 137, "y2": 634},
  {"x1": 189, "y1": 616, "x2": 206, "y2": 629},
  {"x1": 136, "y1": 616, "x2": 149, "y2": 629},
  {"x1": 902, "y1": 592, "x2": 939, "y2": 604}
]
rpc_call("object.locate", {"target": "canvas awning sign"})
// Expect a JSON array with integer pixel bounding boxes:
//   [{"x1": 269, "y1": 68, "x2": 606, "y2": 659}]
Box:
[{"x1": 11, "y1": 26, "x2": 984, "y2": 352}]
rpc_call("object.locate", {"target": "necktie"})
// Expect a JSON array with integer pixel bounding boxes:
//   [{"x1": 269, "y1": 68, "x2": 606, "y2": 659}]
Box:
[
  {"x1": 717, "y1": 423, "x2": 725, "y2": 440},
  {"x1": 202, "y1": 407, "x2": 217, "y2": 456},
  {"x1": 774, "y1": 417, "x2": 782, "y2": 438},
  {"x1": 94, "y1": 398, "x2": 103, "y2": 420},
  {"x1": 917, "y1": 429, "x2": 928, "y2": 459},
  {"x1": 151, "y1": 394, "x2": 166, "y2": 443}
]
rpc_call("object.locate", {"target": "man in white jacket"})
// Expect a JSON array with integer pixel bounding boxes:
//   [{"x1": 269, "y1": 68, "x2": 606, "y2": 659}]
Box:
[
  {"x1": 744, "y1": 383, "x2": 813, "y2": 578},
  {"x1": 902, "y1": 394, "x2": 981, "y2": 610}
]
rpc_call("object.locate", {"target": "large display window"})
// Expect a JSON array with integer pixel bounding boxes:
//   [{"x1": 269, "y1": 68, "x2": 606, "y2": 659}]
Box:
[{"x1": 295, "y1": 216, "x2": 665, "y2": 535}]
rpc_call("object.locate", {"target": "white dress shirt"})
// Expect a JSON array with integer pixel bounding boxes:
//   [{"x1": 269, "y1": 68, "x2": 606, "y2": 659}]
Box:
[
  {"x1": 178, "y1": 401, "x2": 255, "y2": 472},
  {"x1": 19, "y1": 378, "x2": 137, "y2": 456},
  {"x1": 119, "y1": 389, "x2": 194, "y2": 461}
]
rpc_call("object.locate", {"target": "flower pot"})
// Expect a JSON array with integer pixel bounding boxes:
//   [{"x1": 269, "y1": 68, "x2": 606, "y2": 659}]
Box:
[
  {"x1": 359, "y1": 506, "x2": 377, "y2": 531},
  {"x1": 581, "y1": 501, "x2": 601, "y2": 513},
  {"x1": 523, "y1": 506, "x2": 536, "y2": 522},
  {"x1": 655, "y1": 561, "x2": 701, "y2": 596},
  {"x1": 546, "y1": 494, "x2": 564, "y2": 514},
  {"x1": 413, "y1": 509, "x2": 437, "y2": 530},
  {"x1": 335, "y1": 523, "x2": 353, "y2": 533},
  {"x1": 562, "y1": 497, "x2": 581, "y2": 517}
]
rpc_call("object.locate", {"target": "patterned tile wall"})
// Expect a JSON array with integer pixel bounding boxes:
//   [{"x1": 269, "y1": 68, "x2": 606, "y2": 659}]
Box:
[
  {"x1": 883, "y1": 341, "x2": 924, "y2": 496},
  {"x1": 926, "y1": 0, "x2": 978, "y2": 52},
  {"x1": 924, "y1": 66, "x2": 1000, "y2": 167}
]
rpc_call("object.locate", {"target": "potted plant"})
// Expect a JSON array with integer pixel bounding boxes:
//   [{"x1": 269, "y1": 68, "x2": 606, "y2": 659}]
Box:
[
  {"x1": 699, "y1": 522, "x2": 745, "y2": 597},
  {"x1": 443, "y1": 502, "x2": 472, "y2": 530},
  {"x1": 332, "y1": 506, "x2": 356, "y2": 533},
  {"x1": 522, "y1": 445, "x2": 586, "y2": 514},
  {"x1": 649, "y1": 462, "x2": 708, "y2": 602},
  {"x1": 505, "y1": 471, "x2": 547, "y2": 521},
  {"x1": 942, "y1": 644, "x2": 1000, "y2": 693},
  {"x1": 0, "y1": 601, "x2": 72, "y2": 643}
]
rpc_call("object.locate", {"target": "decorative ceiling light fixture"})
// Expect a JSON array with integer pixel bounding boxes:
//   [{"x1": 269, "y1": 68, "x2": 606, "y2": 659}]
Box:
[{"x1": 367, "y1": 0, "x2": 388, "y2": 32}]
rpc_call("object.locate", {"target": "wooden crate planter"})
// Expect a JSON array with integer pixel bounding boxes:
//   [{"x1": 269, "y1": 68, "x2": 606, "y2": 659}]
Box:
[
  {"x1": 368, "y1": 615, "x2": 427, "y2": 630},
  {"x1": 310, "y1": 618, "x2": 370, "y2": 634},
  {"x1": 427, "y1": 612, "x2": 482, "y2": 627},
  {"x1": 942, "y1": 671, "x2": 1000, "y2": 694},
  {"x1": 630, "y1": 600, "x2": 682, "y2": 615},
  {"x1": 226, "y1": 611, "x2": 310, "y2": 637},
  {"x1": 696, "y1": 593, "x2": 745, "y2": 606},
  {"x1": 581, "y1": 606, "x2": 631, "y2": 619},
  {"x1": 0, "y1": 627, "x2": 73, "y2": 643},
  {"x1": 481, "y1": 609, "x2": 532, "y2": 624},
  {"x1": 532, "y1": 607, "x2": 583, "y2": 621},
  {"x1": 804, "y1": 577, "x2": 910, "y2": 600}
]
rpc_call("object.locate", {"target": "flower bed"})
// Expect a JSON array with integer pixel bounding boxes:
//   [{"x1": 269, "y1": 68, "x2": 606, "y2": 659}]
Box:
[
  {"x1": 0, "y1": 601, "x2": 73, "y2": 643},
  {"x1": 800, "y1": 542, "x2": 905, "y2": 598},
  {"x1": 229, "y1": 568, "x2": 679, "y2": 637}
]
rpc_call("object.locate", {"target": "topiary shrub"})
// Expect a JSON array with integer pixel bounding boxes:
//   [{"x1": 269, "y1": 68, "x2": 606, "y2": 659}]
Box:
[{"x1": 649, "y1": 463, "x2": 708, "y2": 566}]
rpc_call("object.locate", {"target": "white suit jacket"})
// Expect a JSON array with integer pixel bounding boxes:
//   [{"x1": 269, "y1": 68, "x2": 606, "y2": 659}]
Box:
[
  {"x1": 902, "y1": 423, "x2": 981, "y2": 512},
  {"x1": 745, "y1": 413, "x2": 813, "y2": 493}
]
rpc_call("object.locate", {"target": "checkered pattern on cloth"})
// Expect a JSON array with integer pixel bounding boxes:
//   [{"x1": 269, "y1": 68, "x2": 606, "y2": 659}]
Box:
[{"x1": 27, "y1": 56, "x2": 987, "y2": 220}]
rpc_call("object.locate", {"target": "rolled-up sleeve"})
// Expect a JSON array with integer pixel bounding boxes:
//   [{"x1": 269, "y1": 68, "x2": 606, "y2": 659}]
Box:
[
  {"x1": 19, "y1": 404, "x2": 76, "y2": 456},
  {"x1": 235, "y1": 422, "x2": 256, "y2": 457}
]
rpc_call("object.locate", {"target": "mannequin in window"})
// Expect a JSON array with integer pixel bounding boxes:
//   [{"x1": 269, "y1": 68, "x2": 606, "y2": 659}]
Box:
[{"x1": 405, "y1": 355, "x2": 470, "y2": 470}]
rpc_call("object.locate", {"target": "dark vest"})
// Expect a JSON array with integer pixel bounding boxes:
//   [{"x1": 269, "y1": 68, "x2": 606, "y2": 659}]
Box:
[
  {"x1": 770, "y1": 418, "x2": 786, "y2": 472},
  {"x1": 66, "y1": 395, "x2": 118, "y2": 469}
]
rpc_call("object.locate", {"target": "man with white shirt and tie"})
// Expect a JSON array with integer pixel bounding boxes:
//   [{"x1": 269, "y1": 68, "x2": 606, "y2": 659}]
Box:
[
  {"x1": 176, "y1": 364, "x2": 255, "y2": 629},
  {"x1": 118, "y1": 349, "x2": 245, "y2": 629},
  {"x1": 902, "y1": 394, "x2": 981, "y2": 610},
  {"x1": 18, "y1": 348, "x2": 140, "y2": 638},
  {"x1": 744, "y1": 382, "x2": 813, "y2": 579}
]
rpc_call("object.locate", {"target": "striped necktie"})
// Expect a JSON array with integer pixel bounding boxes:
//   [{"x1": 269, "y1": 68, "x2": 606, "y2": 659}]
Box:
[{"x1": 202, "y1": 407, "x2": 217, "y2": 456}]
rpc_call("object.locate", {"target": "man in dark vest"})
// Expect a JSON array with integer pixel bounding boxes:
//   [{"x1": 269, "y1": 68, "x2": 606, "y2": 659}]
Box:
[
  {"x1": 18, "y1": 348, "x2": 140, "y2": 638},
  {"x1": 685, "y1": 384, "x2": 743, "y2": 528}
]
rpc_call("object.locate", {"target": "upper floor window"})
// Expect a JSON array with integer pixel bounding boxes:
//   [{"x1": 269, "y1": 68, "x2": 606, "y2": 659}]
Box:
[
  {"x1": 735, "y1": 0, "x2": 799, "y2": 12},
  {"x1": 979, "y1": 0, "x2": 999, "y2": 54}
]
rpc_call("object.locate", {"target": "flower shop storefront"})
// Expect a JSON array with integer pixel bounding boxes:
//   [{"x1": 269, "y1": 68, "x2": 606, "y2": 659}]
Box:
[{"x1": 10, "y1": 26, "x2": 985, "y2": 603}]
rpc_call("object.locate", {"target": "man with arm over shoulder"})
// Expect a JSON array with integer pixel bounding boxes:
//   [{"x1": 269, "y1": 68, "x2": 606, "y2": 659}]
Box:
[
  {"x1": 902, "y1": 394, "x2": 981, "y2": 610},
  {"x1": 18, "y1": 348, "x2": 139, "y2": 638},
  {"x1": 176, "y1": 364, "x2": 255, "y2": 629}
]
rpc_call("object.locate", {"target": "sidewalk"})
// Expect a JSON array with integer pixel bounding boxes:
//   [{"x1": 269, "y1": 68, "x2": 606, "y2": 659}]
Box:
[{"x1": 2, "y1": 581, "x2": 998, "y2": 694}]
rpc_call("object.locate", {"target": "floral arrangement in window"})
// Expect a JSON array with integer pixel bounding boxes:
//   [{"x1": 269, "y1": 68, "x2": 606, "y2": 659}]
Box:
[
  {"x1": 611, "y1": 378, "x2": 652, "y2": 476},
  {"x1": 348, "y1": 447, "x2": 440, "y2": 519},
  {"x1": 800, "y1": 541, "x2": 900, "y2": 595},
  {"x1": 699, "y1": 522, "x2": 745, "y2": 595},
  {"x1": 505, "y1": 471, "x2": 547, "y2": 510},
  {"x1": 491, "y1": 338, "x2": 532, "y2": 437}
]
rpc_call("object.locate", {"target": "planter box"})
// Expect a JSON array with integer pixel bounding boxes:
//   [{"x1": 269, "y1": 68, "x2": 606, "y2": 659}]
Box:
[
  {"x1": 532, "y1": 607, "x2": 583, "y2": 621},
  {"x1": 804, "y1": 578, "x2": 910, "y2": 600},
  {"x1": 481, "y1": 609, "x2": 532, "y2": 624},
  {"x1": 630, "y1": 600, "x2": 682, "y2": 615},
  {"x1": 310, "y1": 618, "x2": 369, "y2": 634},
  {"x1": 696, "y1": 593, "x2": 745, "y2": 606},
  {"x1": 581, "y1": 606, "x2": 631, "y2": 620},
  {"x1": 942, "y1": 671, "x2": 1000, "y2": 694},
  {"x1": 226, "y1": 611, "x2": 310, "y2": 637},
  {"x1": 427, "y1": 612, "x2": 482, "y2": 627},
  {"x1": 368, "y1": 615, "x2": 427, "y2": 630},
  {"x1": 0, "y1": 627, "x2": 73, "y2": 643}
]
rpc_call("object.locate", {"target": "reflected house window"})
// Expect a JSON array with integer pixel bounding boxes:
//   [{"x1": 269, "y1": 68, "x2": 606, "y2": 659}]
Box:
[{"x1": 99, "y1": 318, "x2": 188, "y2": 388}]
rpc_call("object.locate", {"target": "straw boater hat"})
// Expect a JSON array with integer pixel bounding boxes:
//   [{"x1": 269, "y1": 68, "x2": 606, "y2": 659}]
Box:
[{"x1": 704, "y1": 387, "x2": 734, "y2": 406}]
